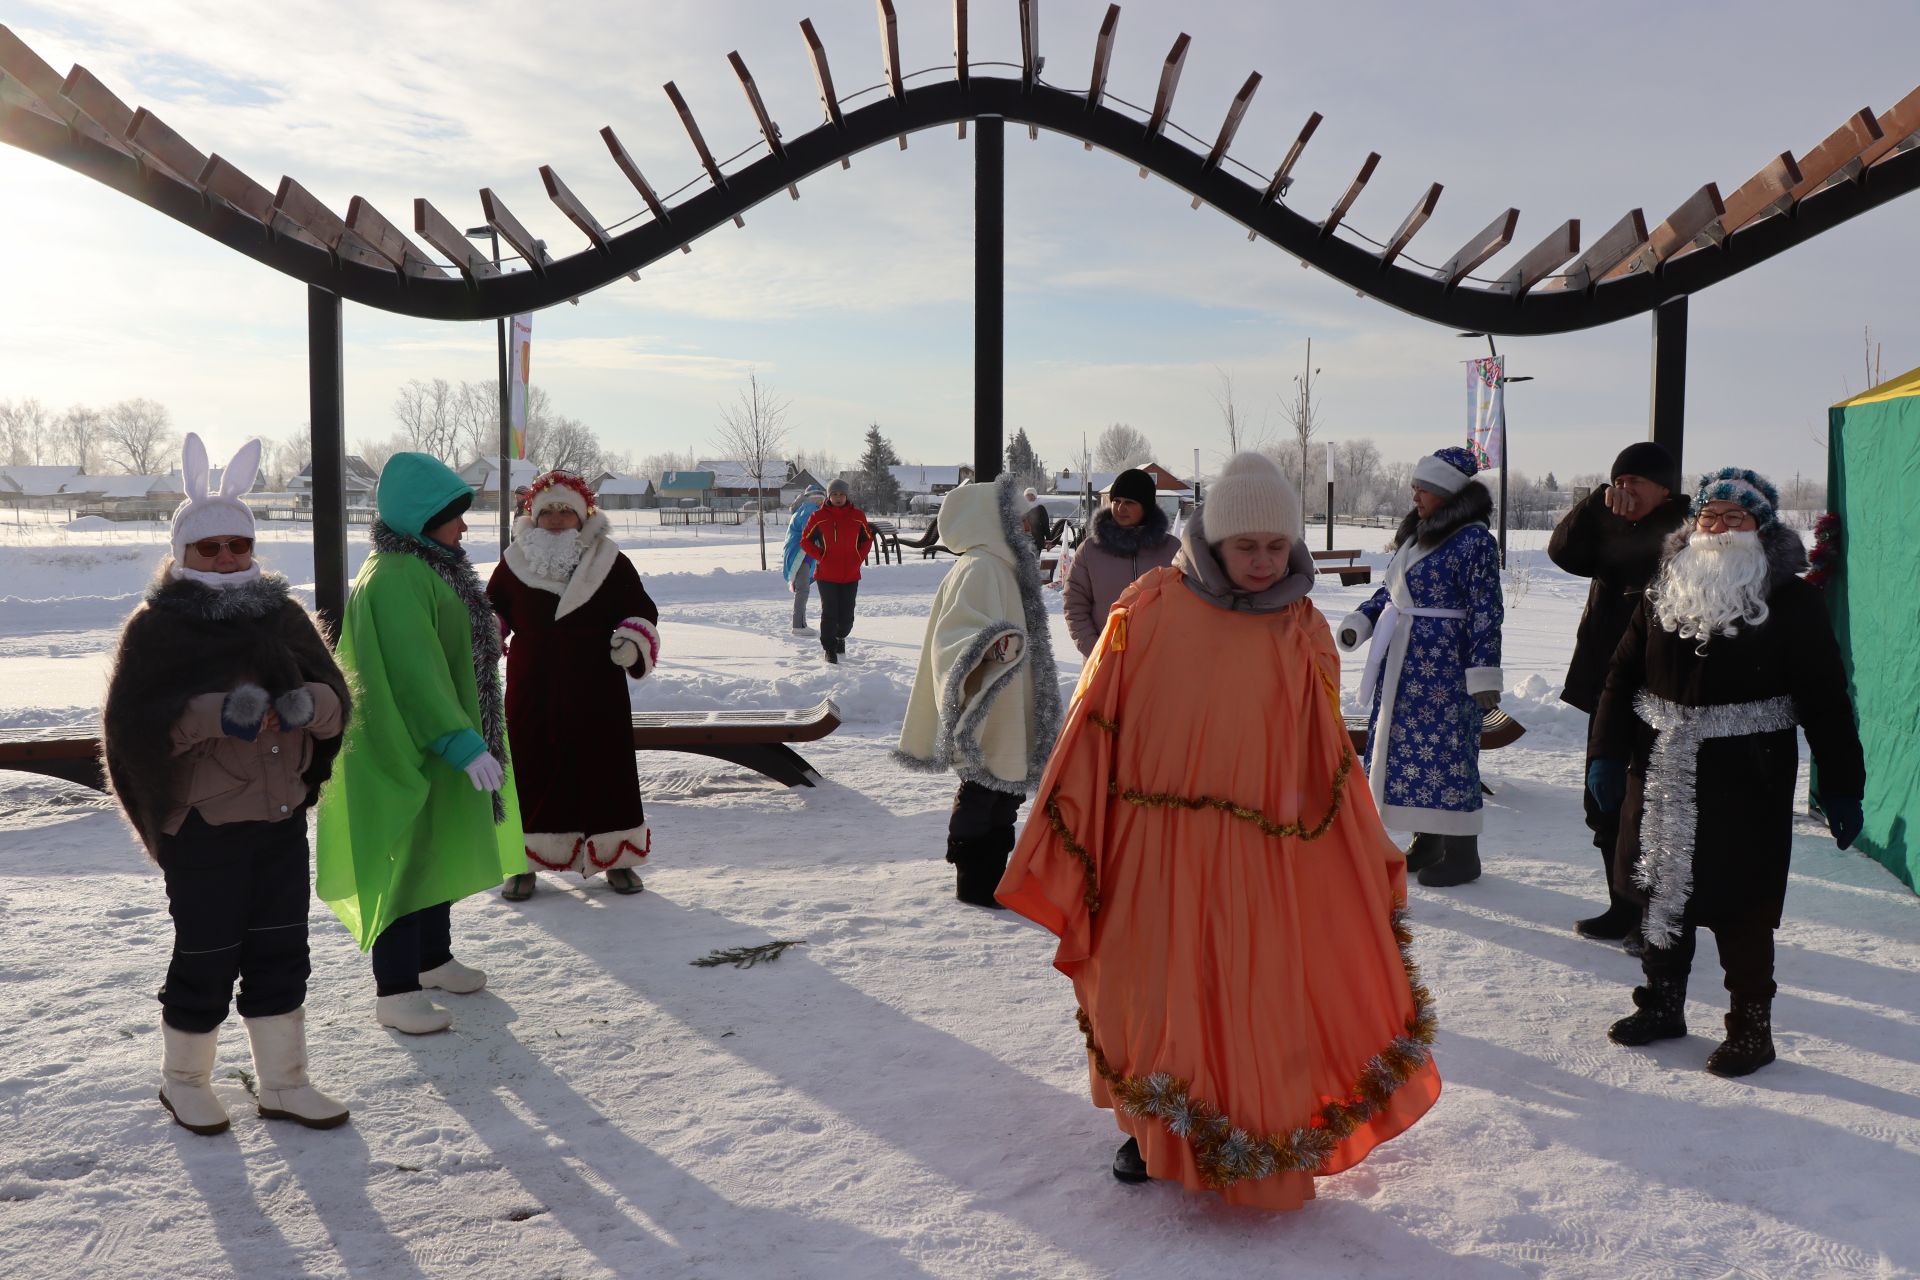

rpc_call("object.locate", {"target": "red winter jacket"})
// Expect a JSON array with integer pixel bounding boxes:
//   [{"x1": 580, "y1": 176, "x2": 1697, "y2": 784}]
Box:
[{"x1": 801, "y1": 500, "x2": 874, "y2": 583}]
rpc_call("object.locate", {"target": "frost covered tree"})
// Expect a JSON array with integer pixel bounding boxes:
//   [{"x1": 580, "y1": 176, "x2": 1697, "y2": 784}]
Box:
[
  {"x1": 854, "y1": 425, "x2": 903, "y2": 515},
  {"x1": 712, "y1": 371, "x2": 790, "y2": 570},
  {"x1": 1094, "y1": 423, "x2": 1154, "y2": 470},
  {"x1": 101, "y1": 398, "x2": 178, "y2": 475}
]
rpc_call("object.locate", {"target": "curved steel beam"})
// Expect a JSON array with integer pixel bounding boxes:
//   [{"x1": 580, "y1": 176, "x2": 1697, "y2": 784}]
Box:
[{"x1": 5, "y1": 75, "x2": 1918, "y2": 333}]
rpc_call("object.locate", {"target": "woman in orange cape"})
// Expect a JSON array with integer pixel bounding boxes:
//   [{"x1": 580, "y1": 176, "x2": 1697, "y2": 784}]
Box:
[{"x1": 997, "y1": 452, "x2": 1440, "y2": 1211}]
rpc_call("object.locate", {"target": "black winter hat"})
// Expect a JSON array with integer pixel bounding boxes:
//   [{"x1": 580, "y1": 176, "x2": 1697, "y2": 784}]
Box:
[
  {"x1": 423, "y1": 490, "x2": 474, "y2": 535},
  {"x1": 1610, "y1": 441, "x2": 1679, "y2": 494},
  {"x1": 1109, "y1": 467, "x2": 1157, "y2": 508}
]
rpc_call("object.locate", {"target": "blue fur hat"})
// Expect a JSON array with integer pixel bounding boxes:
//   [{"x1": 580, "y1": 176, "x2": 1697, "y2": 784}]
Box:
[
  {"x1": 1693, "y1": 467, "x2": 1779, "y2": 529},
  {"x1": 1413, "y1": 445, "x2": 1480, "y2": 497}
]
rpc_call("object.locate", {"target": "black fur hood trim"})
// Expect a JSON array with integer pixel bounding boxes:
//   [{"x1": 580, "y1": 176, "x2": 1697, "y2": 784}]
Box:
[
  {"x1": 1392, "y1": 482, "x2": 1494, "y2": 551},
  {"x1": 146, "y1": 563, "x2": 296, "y2": 621}
]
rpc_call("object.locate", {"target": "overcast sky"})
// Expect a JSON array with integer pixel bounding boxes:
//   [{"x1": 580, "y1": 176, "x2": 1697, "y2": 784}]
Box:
[{"x1": 4, "y1": 0, "x2": 1917, "y2": 490}]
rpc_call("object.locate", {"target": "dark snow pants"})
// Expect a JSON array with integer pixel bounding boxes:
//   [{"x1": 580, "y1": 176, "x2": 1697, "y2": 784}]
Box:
[
  {"x1": 946, "y1": 781, "x2": 1025, "y2": 861},
  {"x1": 1583, "y1": 714, "x2": 1633, "y2": 913},
  {"x1": 156, "y1": 809, "x2": 311, "y2": 1033},
  {"x1": 817, "y1": 580, "x2": 858, "y2": 656},
  {"x1": 1640, "y1": 918, "x2": 1777, "y2": 1003},
  {"x1": 371, "y1": 902, "x2": 454, "y2": 997}
]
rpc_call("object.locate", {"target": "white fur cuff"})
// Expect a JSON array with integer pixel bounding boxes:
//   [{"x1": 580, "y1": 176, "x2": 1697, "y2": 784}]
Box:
[
  {"x1": 1465, "y1": 666, "x2": 1504, "y2": 696},
  {"x1": 612, "y1": 616, "x2": 660, "y2": 677},
  {"x1": 1338, "y1": 611, "x2": 1373, "y2": 649}
]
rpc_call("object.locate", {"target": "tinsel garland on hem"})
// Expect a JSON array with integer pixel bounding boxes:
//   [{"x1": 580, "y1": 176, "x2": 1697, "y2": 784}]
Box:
[
  {"x1": 1040, "y1": 705, "x2": 1354, "y2": 915},
  {"x1": 1076, "y1": 906, "x2": 1437, "y2": 1190}
]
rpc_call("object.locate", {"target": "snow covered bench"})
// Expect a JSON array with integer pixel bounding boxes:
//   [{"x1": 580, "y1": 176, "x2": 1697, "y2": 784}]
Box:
[{"x1": 0, "y1": 699, "x2": 844, "y2": 795}]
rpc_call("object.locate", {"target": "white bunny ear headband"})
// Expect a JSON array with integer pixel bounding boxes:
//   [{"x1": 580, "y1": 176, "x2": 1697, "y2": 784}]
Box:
[
  {"x1": 178, "y1": 432, "x2": 262, "y2": 500},
  {"x1": 171, "y1": 433, "x2": 265, "y2": 583}
]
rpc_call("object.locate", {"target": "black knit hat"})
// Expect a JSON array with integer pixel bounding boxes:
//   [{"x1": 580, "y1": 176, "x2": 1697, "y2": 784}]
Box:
[
  {"x1": 423, "y1": 490, "x2": 474, "y2": 535},
  {"x1": 1110, "y1": 467, "x2": 1157, "y2": 507},
  {"x1": 1610, "y1": 441, "x2": 1679, "y2": 494}
]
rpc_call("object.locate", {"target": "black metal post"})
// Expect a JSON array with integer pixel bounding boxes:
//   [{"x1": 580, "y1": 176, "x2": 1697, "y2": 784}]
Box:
[
  {"x1": 1325, "y1": 479, "x2": 1334, "y2": 551},
  {"x1": 489, "y1": 234, "x2": 510, "y2": 555},
  {"x1": 975, "y1": 116, "x2": 1004, "y2": 482},
  {"x1": 1650, "y1": 295, "x2": 1688, "y2": 470},
  {"x1": 307, "y1": 286, "x2": 348, "y2": 637}
]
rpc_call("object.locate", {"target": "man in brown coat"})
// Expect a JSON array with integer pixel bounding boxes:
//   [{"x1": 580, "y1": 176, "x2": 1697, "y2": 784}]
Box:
[{"x1": 1063, "y1": 469, "x2": 1179, "y2": 656}]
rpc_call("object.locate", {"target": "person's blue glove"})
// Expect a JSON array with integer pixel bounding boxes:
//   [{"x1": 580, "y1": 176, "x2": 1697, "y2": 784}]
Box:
[
  {"x1": 1824, "y1": 796, "x2": 1864, "y2": 850},
  {"x1": 1586, "y1": 758, "x2": 1627, "y2": 815}
]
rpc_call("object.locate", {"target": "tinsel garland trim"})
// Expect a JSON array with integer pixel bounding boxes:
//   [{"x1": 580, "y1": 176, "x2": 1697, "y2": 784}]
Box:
[{"x1": 1076, "y1": 905, "x2": 1436, "y2": 1189}]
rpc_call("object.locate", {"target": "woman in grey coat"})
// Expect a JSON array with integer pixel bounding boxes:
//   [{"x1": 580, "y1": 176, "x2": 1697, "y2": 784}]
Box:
[{"x1": 1063, "y1": 468, "x2": 1179, "y2": 656}]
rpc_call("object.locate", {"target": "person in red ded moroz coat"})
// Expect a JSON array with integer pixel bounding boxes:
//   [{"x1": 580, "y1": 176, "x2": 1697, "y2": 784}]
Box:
[{"x1": 486, "y1": 472, "x2": 661, "y2": 902}]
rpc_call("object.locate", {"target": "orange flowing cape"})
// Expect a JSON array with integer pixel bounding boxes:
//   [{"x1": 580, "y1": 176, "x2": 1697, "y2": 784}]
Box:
[{"x1": 997, "y1": 568, "x2": 1440, "y2": 1210}]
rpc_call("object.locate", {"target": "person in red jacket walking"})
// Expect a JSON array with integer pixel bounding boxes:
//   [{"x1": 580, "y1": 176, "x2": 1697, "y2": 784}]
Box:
[{"x1": 801, "y1": 478, "x2": 874, "y2": 664}]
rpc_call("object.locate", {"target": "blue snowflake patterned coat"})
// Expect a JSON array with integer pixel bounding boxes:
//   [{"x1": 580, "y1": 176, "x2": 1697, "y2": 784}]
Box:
[{"x1": 1339, "y1": 508, "x2": 1504, "y2": 835}]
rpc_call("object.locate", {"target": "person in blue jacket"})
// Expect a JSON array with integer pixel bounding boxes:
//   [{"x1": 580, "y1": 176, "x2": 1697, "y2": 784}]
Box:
[{"x1": 782, "y1": 483, "x2": 825, "y2": 634}]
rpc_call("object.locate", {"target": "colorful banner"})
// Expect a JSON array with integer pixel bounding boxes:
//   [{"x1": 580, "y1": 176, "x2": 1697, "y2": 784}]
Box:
[
  {"x1": 507, "y1": 313, "x2": 533, "y2": 459},
  {"x1": 1468, "y1": 355, "x2": 1504, "y2": 470}
]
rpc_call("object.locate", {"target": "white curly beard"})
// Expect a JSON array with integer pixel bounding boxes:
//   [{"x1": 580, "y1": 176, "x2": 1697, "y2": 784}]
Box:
[
  {"x1": 518, "y1": 527, "x2": 584, "y2": 581},
  {"x1": 1646, "y1": 528, "x2": 1770, "y2": 643}
]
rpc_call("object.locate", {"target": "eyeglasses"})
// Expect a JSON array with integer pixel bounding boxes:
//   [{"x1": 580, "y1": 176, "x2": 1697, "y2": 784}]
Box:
[
  {"x1": 1695, "y1": 509, "x2": 1752, "y2": 530},
  {"x1": 190, "y1": 537, "x2": 254, "y2": 557}
]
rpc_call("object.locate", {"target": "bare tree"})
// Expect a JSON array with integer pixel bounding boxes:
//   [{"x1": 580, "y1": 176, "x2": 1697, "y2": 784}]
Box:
[
  {"x1": 0, "y1": 397, "x2": 53, "y2": 466},
  {"x1": 791, "y1": 447, "x2": 840, "y2": 486},
  {"x1": 1278, "y1": 340, "x2": 1323, "y2": 507},
  {"x1": 1336, "y1": 438, "x2": 1382, "y2": 518},
  {"x1": 275, "y1": 427, "x2": 313, "y2": 488},
  {"x1": 55, "y1": 406, "x2": 105, "y2": 471},
  {"x1": 533, "y1": 415, "x2": 603, "y2": 475},
  {"x1": 1213, "y1": 367, "x2": 1252, "y2": 455},
  {"x1": 392, "y1": 378, "x2": 461, "y2": 461},
  {"x1": 101, "y1": 398, "x2": 179, "y2": 474},
  {"x1": 356, "y1": 433, "x2": 402, "y2": 480},
  {"x1": 712, "y1": 371, "x2": 791, "y2": 570},
  {"x1": 1094, "y1": 422, "x2": 1154, "y2": 471}
]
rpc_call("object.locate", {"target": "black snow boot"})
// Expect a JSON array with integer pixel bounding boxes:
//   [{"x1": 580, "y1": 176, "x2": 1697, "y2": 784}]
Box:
[
  {"x1": 1111, "y1": 1136, "x2": 1149, "y2": 1184},
  {"x1": 1403, "y1": 832, "x2": 1446, "y2": 874},
  {"x1": 1417, "y1": 834, "x2": 1481, "y2": 887},
  {"x1": 1575, "y1": 902, "x2": 1639, "y2": 941},
  {"x1": 948, "y1": 835, "x2": 1010, "y2": 909},
  {"x1": 1608, "y1": 976, "x2": 1688, "y2": 1046},
  {"x1": 1705, "y1": 999, "x2": 1776, "y2": 1078}
]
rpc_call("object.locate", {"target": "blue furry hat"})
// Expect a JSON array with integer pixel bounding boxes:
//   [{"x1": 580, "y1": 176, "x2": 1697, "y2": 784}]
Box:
[{"x1": 1693, "y1": 467, "x2": 1779, "y2": 529}]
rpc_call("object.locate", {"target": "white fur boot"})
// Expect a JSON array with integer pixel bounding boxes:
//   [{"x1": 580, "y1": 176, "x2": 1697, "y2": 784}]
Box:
[
  {"x1": 376, "y1": 991, "x2": 452, "y2": 1035},
  {"x1": 159, "y1": 1023, "x2": 231, "y2": 1136},
  {"x1": 419, "y1": 958, "x2": 487, "y2": 994},
  {"x1": 246, "y1": 1009, "x2": 349, "y2": 1129}
]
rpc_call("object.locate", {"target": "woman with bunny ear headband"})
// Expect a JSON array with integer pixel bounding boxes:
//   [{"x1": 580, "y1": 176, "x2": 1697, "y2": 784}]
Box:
[{"x1": 102, "y1": 432, "x2": 355, "y2": 1136}]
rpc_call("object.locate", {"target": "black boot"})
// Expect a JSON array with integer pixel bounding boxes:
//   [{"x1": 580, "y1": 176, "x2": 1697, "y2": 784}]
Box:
[
  {"x1": 947, "y1": 835, "x2": 1009, "y2": 909},
  {"x1": 1608, "y1": 975, "x2": 1688, "y2": 1045},
  {"x1": 1575, "y1": 902, "x2": 1638, "y2": 941},
  {"x1": 1417, "y1": 834, "x2": 1481, "y2": 887},
  {"x1": 1705, "y1": 999, "x2": 1776, "y2": 1078},
  {"x1": 1111, "y1": 1136, "x2": 1149, "y2": 1184},
  {"x1": 1404, "y1": 832, "x2": 1445, "y2": 874}
]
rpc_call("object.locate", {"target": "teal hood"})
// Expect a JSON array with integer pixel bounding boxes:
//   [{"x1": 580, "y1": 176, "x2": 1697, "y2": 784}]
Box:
[{"x1": 376, "y1": 453, "x2": 473, "y2": 538}]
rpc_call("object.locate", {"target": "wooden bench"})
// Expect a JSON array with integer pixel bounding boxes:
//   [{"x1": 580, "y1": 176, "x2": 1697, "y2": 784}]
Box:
[
  {"x1": 1312, "y1": 548, "x2": 1373, "y2": 586},
  {"x1": 0, "y1": 699, "x2": 844, "y2": 795}
]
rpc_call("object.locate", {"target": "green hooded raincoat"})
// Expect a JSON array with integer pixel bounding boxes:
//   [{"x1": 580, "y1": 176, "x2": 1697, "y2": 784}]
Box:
[{"x1": 315, "y1": 453, "x2": 524, "y2": 949}]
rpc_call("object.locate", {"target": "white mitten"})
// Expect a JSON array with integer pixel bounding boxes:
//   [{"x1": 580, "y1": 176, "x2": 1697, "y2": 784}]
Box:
[
  {"x1": 464, "y1": 752, "x2": 504, "y2": 792},
  {"x1": 610, "y1": 617, "x2": 660, "y2": 678}
]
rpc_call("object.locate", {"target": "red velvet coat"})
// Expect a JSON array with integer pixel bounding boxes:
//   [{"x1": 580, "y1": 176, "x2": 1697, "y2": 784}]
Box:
[{"x1": 487, "y1": 547, "x2": 658, "y2": 868}]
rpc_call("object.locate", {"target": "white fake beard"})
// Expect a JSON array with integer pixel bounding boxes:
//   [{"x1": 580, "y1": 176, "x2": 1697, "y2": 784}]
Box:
[
  {"x1": 519, "y1": 527, "x2": 584, "y2": 580},
  {"x1": 1646, "y1": 528, "x2": 1770, "y2": 643}
]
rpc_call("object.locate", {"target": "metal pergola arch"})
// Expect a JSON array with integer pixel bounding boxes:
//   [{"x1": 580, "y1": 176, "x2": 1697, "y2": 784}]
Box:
[{"x1": 4, "y1": 4, "x2": 1918, "y2": 627}]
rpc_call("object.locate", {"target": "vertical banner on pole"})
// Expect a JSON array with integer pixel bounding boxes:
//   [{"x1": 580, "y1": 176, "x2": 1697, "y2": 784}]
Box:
[
  {"x1": 1467, "y1": 355, "x2": 1504, "y2": 469},
  {"x1": 507, "y1": 313, "x2": 533, "y2": 459}
]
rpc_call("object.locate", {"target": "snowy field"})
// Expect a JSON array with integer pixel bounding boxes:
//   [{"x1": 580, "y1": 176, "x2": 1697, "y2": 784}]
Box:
[{"x1": 0, "y1": 512, "x2": 1915, "y2": 1279}]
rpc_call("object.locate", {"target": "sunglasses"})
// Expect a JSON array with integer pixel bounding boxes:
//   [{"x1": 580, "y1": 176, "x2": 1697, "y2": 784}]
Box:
[{"x1": 189, "y1": 537, "x2": 254, "y2": 557}]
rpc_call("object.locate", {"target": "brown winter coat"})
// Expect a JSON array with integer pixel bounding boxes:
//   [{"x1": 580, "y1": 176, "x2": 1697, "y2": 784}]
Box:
[
  {"x1": 1063, "y1": 505, "x2": 1179, "y2": 655},
  {"x1": 1547, "y1": 483, "x2": 1690, "y2": 713},
  {"x1": 103, "y1": 567, "x2": 351, "y2": 858}
]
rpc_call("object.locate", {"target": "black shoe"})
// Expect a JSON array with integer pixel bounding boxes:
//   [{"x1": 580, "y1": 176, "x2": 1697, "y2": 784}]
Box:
[
  {"x1": 823, "y1": 649, "x2": 839, "y2": 665},
  {"x1": 1404, "y1": 833, "x2": 1446, "y2": 874},
  {"x1": 1112, "y1": 1136, "x2": 1149, "y2": 1184},
  {"x1": 1705, "y1": 1000, "x2": 1776, "y2": 1077},
  {"x1": 948, "y1": 834, "x2": 1010, "y2": 908},
  {"x1": 1417, "y1": 835, "x2": 1481, "y2": 887},
  {"x1": 1575, "y1": 904, "x2": 1638, "y2": 941},
  {"x1": 1609, "y1": 977, "x2": 1688, "y2": 1046}
]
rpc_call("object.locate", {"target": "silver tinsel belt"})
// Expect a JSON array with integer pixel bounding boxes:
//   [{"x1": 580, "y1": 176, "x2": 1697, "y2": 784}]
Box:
[{"x1": 1631, "y1": 690, "x2": 1798, "y2": 947}]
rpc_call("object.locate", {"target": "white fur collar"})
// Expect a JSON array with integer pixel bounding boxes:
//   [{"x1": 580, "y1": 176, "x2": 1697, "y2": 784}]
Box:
[{"x1": 504, "y1": 511, "x2": 620, "y2": 617}]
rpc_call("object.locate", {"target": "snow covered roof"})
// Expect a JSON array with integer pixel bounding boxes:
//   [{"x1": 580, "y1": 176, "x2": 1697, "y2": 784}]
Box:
[
  {"x1": 698, "y1": 459, "x2": 789, "y2": 490},
  {"x1": 289, "y1": 456, "x2": 379, "y2": 491},
  {"x1": 0, "y1": 465, "x2": 84, "y2": 496},
  {"x1": 80, "y1": 474, "x2": 180, "y2": 500},
  {"x1": 457, "y1": 458, "x2": 539, "y2": 492},
  {"x1": 888, "y1": 464, "x2": 971, "y2": 491},
  {"x1": 590, "y1": 471, "x2": 655, "y2": 496}
]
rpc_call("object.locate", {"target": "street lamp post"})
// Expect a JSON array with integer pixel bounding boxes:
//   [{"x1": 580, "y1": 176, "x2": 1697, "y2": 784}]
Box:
[
  {"x1": 1457, "y1": 332, "x2": 1533, "y2": 568},
  {"x1": 466, "y1": 225, "x2": 511, "y2": 556}
]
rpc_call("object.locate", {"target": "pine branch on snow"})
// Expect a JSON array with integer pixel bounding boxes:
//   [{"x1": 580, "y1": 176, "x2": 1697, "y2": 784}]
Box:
[{"x1": 690, "y1": 940, "x2": 807, "y2": 969}]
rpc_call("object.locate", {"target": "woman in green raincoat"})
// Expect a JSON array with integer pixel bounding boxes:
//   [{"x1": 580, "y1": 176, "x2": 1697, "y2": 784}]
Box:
[{"x1": 315, "y1": 453, "x2": 524, "y2": 1035}]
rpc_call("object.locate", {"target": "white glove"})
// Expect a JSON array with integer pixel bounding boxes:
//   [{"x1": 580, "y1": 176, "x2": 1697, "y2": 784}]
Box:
[
  {"x1": 1338, "y1": 627, "x2": 1359, "y2": 648},
  {"x1": 464, "y1": 751, "x2": 504, "y2": 792},
  {"x1": 990, "y1": 633, "x2": 1024, "y2": 664}
]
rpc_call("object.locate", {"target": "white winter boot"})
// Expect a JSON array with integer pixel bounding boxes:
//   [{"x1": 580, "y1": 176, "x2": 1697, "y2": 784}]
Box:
[
  {"x1": 376, "y1": 991, "x2": 452, "y2": 1035},
  {"x1": 419, "y1": 958, "x2": 488, "y2": 994},
  {"x1": 159, "y1": 1023, "x2": 231, "y2": 1136},
  {"x1": 246, "y1": 1009, "x2": 350, "y2": 1129}
]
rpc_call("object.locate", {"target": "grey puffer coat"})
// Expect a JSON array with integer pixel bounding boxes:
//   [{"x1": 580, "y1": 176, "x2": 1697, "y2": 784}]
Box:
[{"x1": 1063, "y1": 505, "x2": 1179, "y2": 655}]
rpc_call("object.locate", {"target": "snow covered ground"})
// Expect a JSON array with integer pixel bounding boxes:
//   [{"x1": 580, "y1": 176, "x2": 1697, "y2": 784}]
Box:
[{"x1": 0, "y1": 513, "x2": 1915, "y2": 1279}]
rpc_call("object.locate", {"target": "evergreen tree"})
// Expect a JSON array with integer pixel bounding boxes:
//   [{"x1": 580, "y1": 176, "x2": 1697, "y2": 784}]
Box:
[
  {"x1": 1544, "y1": 470, "x2": 1559, "y2": 491},
  {"x1": 855, "y1": 423, "x2": 903, "y2": 513},
  {"x1": 1005, "y1": 428, "x2": 1045, "y2": 488}
]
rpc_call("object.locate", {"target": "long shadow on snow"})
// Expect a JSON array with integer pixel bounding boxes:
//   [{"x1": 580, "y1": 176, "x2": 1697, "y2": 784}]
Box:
[{"x1": 258, "y1": 1122, "x2": 433, "y2": 1279}]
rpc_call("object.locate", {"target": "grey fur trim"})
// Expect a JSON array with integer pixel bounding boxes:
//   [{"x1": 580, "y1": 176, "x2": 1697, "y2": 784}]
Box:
[
  {"x1": 146, "y1": 565, "x2": 294, "y2": 621},
  {"x1": 1084, "y1": 503, "x2": 1171, "y2": 557},
  {"x1": 221, "y1": 684, "x2": 270, "y2": 739},
  {"x1": 1630, "y1": 690, "x2": 1798, "y2": 947},
  {"x1": 994, "y1": 473, "x2": 1065, "y2": 787},
  {"x1": 936, "y1": 621, "x2": 1030, "y2": 794},
  {"x1": 1658, "y1": 520, "x2": 1808, "y2": 587},
  {"x1": 1392, "y1": 482, "x2": 1494, "y2": 551},
  {"x1": 370, "y1": 519, "x2": 509, "y2": 822},
  {"x1": 274, "y1": 685, "x2": 315, "y2": 729}
]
